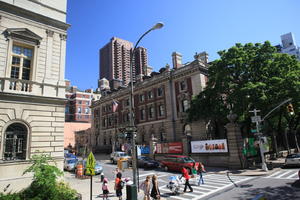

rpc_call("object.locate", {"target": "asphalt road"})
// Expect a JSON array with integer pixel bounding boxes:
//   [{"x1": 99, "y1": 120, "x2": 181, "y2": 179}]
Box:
[{"x1": 209, "y1": 168, "x2": 300, "y2": 200}]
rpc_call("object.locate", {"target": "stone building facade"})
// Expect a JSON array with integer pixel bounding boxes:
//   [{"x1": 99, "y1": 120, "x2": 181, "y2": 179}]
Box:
[
  {"x1": 91, "y1": 52, "x2": 209, "y2": 154},
  {"x1": 0, "y1": 0, "x2": 69, "y2": 191}
]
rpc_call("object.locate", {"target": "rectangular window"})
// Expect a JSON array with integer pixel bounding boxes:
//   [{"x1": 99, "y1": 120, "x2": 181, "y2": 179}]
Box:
[
  {"x1": 157, "y1": 87, "x2": 163, "y2": 97},
  {"x1": 78, "y1": 107, "x2": 82, "y2": 113},
  {"x1": 140, "y1": 94, "x2": 145, "y2": 102},
  {"x1": 180, "y1": 81, "x2": 186, "y2": 91},
  {"x1": 11, "y1": 45, "x2": 33, "y2": 80},
  {"x1": 85, "y1": 108, "x2": 89, "y2": 114},
  {"x1": 148, "y1": 91, "x2": 153, "y2": 99},
  {"x1": 158, "y1": 105, "x2": 165, "y2": 116},
  {"x1": 149, "y1": 107, "x2": 154, "y2": 119},
  {"x1": 140, "y1": 109, "x2": 145, "y2": 120}
]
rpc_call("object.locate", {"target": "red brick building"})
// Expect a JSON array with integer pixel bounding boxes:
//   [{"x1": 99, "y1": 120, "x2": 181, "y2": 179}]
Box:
[
  {"x1": 65, "y1": 81, "x2": 101, "y2": 123},
  {"x1": 91, "y1": 52, "x2": 209, "y2": 153}
]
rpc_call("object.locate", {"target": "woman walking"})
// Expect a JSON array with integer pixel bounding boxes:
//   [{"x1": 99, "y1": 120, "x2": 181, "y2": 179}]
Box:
[
  {"x1": 102, "y1": 178, "x2": 109, "y2": 200},
  {"x1": 197, "y1": 162, "x2": 206, "y2": 186},
  {"x1": 140, "y1": 175, "x2": 151, "y2": 200},
  {"x1": 182, "y1": 167, "x2": 193, "y2": 193},
  {"x1": 151, "y1": 175, "x2": 160, "y2": 199}
]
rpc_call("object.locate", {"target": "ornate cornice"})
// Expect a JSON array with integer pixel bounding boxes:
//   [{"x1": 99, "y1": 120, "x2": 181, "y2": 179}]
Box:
[
  {"x1": 4, "y1": 28, "x2": 42, "y2": 45},
  {"x1": 59, "y1": 33, "x2": 67, "y2": 41},
  {"x1": 0, "y1": 1, "x2": 70, "y2": 31},
  {"x1": 46, "y1": 29, "x2": 54, "y2": 37}
]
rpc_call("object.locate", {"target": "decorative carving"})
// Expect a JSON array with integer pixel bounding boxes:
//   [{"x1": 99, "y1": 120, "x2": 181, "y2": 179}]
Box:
[
  {"x1": 60, "y1": 34, "x2": 67, "y2": 41},
  {"x1": 227, "y1": 111, "x2": 238, "y2": 123},
  {"x1": 4, "y1": 28, "x2": 42, "y2": 45},
  {"x1": 46, "y1": 30, "x2": 54, "y2": 37}
]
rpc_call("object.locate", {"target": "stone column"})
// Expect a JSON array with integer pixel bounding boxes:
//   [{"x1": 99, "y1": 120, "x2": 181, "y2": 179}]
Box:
[
  {"x1": 181, "y1": 136, "x2": 189, "y2": 156},
  {"x1": 149, "y1": 135, "x2": 157, "y2": 159},
  {"x1": 226, "y1": 112, "x2": 247, "y2": 169}
]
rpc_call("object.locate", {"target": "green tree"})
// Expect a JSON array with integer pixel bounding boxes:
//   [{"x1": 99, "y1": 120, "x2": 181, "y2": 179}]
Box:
[{"x1": 188, "y1": 41, "x2": 300, "y2": 151}]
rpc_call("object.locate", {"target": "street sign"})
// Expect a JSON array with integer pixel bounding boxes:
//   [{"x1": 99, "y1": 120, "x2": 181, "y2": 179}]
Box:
[
  {"x1": 251, "y1": 116, "x2": 261, "y2": 123},
  {"x1": 251, "y1": 129, "x2": 257, "y2": 133}
]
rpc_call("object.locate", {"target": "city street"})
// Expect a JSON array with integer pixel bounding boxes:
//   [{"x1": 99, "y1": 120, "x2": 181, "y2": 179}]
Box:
[{"x1": 64, "y1": 155, "x2": 300, "y2": 200}]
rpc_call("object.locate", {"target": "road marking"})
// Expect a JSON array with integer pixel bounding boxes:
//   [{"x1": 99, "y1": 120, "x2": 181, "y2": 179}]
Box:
[
  {"x1": 287, "y1": 172, "x2": 298, "y2": 179},
  {"x1": 277, "y1": 170, "x2": 294, "y2": 178},
  {"x1": 266, "y1": 170, "x2": 282, "y2": 178}
]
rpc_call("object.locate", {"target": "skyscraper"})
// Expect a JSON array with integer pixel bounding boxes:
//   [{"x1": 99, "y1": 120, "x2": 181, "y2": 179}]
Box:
[
  {"x1": 280, "y1": 32, "x2": 300, "y2": 60},
  {"x1": 99, "y1": 37, "x2": 148, "y2": 89}
]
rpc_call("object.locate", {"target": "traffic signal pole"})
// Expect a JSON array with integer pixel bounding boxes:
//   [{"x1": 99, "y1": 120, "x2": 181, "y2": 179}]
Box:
[{"x1": 250, "y1": 108, "x2": 268, "y2": 171}]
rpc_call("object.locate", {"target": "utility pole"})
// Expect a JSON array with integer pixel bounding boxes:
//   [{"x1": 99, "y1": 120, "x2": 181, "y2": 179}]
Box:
[{"x1": 250, "y1": 108, "x2": 268, "y2": 171}]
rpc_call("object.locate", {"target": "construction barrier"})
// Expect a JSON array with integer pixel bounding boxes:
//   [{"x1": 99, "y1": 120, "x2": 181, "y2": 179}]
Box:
[{"x1": 77, "y1": 164, "x2": 83, "y2": 177}]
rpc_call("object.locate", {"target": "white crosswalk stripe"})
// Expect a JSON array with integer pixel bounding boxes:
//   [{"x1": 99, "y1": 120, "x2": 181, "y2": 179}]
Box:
[
  {"x1": 156, "y1": 173, "x2": 253, "y2": 200},
  {"x1": 265, "y1": 169, "x2": 299, "y2": 180}
]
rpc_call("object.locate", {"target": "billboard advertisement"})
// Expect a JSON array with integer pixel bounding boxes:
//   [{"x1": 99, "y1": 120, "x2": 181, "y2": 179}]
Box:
[
  {"x1": 156, "y1": 142, "x2": 183, "y2": 154},
  {"x1": 191, "y1": 139, "x2": 228, "y2": 153}
]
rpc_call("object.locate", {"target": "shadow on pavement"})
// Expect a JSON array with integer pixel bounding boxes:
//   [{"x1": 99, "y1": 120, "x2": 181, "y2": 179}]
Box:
[{"x1": 235, "y1": 182, "x2": 300, "y2": 200}]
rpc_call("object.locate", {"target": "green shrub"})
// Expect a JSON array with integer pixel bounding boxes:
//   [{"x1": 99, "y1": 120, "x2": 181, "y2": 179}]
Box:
[{"x1": 0, "y1": 153, "x2": 79, "y2": 200}]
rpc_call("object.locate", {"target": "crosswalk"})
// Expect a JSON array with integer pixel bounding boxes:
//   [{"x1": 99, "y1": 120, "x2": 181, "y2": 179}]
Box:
[
  {"x1": 265, "y1": 169, "x2": 299, "y2": 180},
  {"x1": 138, "y1": 172, "x2": 253, "y2": 200}
]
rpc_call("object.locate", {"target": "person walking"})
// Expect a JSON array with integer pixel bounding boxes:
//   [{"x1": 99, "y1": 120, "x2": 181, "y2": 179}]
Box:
[
  {"x1": 197, "y1": 162, "x2": 206, "y2": 186},
  {"x1": 102, "y1": 178, "x2": 109, "y2": 200},
  {"x1": 151, "y1": 175, "x2": 160, "y2": 200},
  {"x1": 140, "y1": 175, "x2": 151, "y2": 200},
  {"x1": 182, "y1": 167, "x2": 193, "y2": 193},
  {"x1": 114, "y1": 172, "x2": 123, "y2": 200}
]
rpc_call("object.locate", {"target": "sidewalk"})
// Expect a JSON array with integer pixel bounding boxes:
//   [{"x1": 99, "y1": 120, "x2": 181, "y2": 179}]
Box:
[
  {"x1": 65, "y1": 172, "x2": 146, "y2": 200},
  {"x1": 205, "y1": 157, "x2": 285, "y2": 176}
]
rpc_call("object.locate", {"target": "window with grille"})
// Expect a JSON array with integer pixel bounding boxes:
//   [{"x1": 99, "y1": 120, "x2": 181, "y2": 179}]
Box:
[
  {"x1": 11, "y1": 44, "x2": 33, "y2": 80},
  {"x1": 4, "y1": 123, "x2": 28, "y2": 160}
]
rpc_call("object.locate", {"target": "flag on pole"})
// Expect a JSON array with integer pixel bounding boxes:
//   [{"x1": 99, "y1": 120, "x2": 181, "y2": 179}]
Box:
[{"x1": 112, "y1": 99, "x2": 119, "y2": 112}]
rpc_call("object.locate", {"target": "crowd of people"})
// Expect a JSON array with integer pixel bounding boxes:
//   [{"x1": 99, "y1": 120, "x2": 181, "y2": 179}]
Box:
[{"x1": 100, "y1": 162, "x2": 206, "y2": 200}]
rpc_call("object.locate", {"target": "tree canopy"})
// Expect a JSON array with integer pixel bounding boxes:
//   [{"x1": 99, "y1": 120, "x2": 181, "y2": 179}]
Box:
[{"x1": 188, "y1": 41, "x2": 300, "y2": 139}]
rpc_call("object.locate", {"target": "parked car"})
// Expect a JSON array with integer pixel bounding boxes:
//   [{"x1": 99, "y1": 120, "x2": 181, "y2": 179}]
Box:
[
  {"x1": 285, "y1": 153, "x2": 300, "y2": 166},
  {"x1": 64, "y1": 153, "x2": 77, "y2": 159},
  {"x1": 129, "y1": 156, "x2": 160, "y2": 168},
  {"x1": 64, "y1": 158, "x2": 78, "y2": 171},
  {"x1": 160, "y1": 155, "x2": 198, "y2": 172},
  {"x1": 76, "y1": 160, "x2": 103, "y2": 175},
  {"x1": 110, "y1": 151, "x2": 131, "y2": 164}
]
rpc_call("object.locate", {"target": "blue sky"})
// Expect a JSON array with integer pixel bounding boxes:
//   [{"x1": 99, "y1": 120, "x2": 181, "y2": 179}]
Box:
[{"x1": 66, "y1": 0, "x2": 300, "y2": 90}]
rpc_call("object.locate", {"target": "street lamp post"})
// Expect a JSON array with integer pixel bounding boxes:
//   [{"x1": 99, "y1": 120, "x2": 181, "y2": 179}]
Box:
[{"x1": 128, "y1": 22, "x2": 164, "y2": 197}]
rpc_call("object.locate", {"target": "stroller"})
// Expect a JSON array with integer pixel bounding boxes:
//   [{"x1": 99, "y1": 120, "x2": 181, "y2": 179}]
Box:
[{"x1": 166, "y1": 176, "x2": 181, "y2": 195}]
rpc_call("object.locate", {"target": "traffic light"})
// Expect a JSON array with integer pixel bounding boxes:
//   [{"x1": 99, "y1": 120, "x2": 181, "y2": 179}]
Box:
[{"x1": 287, "y1": 103, "x2": 294, "y2": 115}]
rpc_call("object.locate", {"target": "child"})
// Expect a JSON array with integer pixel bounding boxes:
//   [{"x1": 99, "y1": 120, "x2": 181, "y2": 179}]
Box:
[{"x1": 102, "y1": 178, "x2": 109, "y2": 200}]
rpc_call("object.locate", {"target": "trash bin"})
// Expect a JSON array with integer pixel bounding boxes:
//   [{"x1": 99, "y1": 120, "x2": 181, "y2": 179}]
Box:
[
  {"x1": 126, "y1": 184, "x2": 137, "y2": 200},
  {"x1": 117, "y1": 159, "x2": 123, "y2": 171}
]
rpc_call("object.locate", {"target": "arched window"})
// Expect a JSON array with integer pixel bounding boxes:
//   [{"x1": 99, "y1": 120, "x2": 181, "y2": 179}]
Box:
[{"x1": 4, "y1": 123, "x2": 28, "y2": 160}]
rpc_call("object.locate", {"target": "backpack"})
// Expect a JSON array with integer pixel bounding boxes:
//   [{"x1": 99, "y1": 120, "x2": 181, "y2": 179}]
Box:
[{"x1": 120, "y1": 180, "x2": 125, "y2": 189}]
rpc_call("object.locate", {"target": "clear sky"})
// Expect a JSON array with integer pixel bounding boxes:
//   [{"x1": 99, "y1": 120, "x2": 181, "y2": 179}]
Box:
[{"x1": 66, "y1": 0, "x2": 300, "y2": 90}]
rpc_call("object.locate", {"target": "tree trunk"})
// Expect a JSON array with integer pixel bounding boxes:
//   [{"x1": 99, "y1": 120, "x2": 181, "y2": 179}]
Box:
[
  {"x1": 271, "y1": 131, "x2": 279, "y2": 158},
  {"x1": 293, "y1": 130, "x2": 300, "y2": 152},
  {"x1": 284, "y1": 128, "x2": 291, "y2": 154}
]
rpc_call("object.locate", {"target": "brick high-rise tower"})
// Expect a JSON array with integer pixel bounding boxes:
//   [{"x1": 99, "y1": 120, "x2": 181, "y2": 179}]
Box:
[{"x1": 99, "y1": 37, "x2": 148, "y2": 89}]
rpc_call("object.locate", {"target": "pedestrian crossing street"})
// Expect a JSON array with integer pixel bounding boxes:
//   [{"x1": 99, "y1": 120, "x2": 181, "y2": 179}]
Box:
[
  {"x1": 264, "y1": 169, "x2": 299, "y2": 180},
  {"x1": 138, "y1": 172, "x2": 253, "y2": 200}
]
